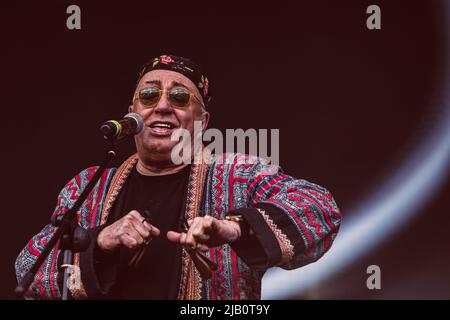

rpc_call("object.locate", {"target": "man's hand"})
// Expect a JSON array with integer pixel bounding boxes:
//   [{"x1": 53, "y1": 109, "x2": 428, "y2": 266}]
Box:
[
  {"x1": 97, "y1": 210, "x2": 160, "y2": 252},
  {"x1": 167, "y1": 216, "x2": 241, "y2": 251}
]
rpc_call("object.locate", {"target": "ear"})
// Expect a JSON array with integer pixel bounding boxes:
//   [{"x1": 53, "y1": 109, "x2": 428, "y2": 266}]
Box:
[
  {"x1": 200, "y1": 111, "x2": 210, "y2": 133},
  {"x1": 128, "y1": 104, "x2": 134, "y2": 113}
]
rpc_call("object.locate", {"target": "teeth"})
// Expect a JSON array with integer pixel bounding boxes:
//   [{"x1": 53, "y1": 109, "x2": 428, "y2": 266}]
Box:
[{"x1": 152, "y1": 123, "x2": 173, "y2": 128}]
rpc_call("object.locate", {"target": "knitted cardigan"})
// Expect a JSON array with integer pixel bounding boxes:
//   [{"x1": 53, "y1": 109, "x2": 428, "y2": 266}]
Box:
[{"x1": 15, "y1": 153, "x2": 341, "y2": 300}]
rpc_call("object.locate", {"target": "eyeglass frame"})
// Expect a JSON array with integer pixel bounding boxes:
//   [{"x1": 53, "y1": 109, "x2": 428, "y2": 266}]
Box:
[{"x1": 133, "y1": 86, "x2": 206, "y2": 110}]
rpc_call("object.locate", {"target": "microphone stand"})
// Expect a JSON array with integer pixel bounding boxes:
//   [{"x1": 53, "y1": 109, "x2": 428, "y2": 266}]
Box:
[{"x1": 15, "y1": 141, "x2": 118, "y2": 299}]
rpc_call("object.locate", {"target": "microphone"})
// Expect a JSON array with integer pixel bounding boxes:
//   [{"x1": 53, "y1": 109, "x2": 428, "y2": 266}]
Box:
[{"x1": 100, "y1": 113, "x2": 144, "y2": 141}]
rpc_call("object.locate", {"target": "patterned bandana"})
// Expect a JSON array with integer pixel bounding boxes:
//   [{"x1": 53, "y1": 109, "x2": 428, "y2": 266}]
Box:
[{"x1": 137, "y1": 54, "x2": 211, "y2": 108}]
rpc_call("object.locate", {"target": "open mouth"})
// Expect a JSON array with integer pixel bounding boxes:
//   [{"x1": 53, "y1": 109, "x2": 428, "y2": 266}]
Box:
[{"x1": 148, "y1": 121, "x2": 177, "y2": 136}]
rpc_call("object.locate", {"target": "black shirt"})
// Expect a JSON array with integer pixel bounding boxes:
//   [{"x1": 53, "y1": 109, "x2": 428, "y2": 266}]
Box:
[{"x1": 85, "y1": 164, "x2": 191, "y2": 299}]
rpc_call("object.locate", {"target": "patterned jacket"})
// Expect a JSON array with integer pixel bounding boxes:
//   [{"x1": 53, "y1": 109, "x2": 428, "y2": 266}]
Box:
[{"x1": 15, "y1": 153, "x2": 341, "y2": 299}]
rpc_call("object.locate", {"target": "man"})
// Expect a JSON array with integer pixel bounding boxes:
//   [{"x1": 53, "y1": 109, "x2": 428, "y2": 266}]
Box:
[{"x1": 15, "y1": 54, "x2": 342, "y2": 299}]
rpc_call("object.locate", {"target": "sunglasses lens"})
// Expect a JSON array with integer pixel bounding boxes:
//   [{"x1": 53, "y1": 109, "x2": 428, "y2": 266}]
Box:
[
  {"x1": 169, "y1": 87, "x2": 191, "y2": 107},
  {"x1": 139, "y1": 87, "x2": 161, "y2": 106}
]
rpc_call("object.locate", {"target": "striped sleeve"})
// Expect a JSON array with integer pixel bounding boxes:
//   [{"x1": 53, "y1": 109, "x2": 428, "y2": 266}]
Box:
[
  {"x1": 233, "y1": 158, "x2": 342, "y2": 270},
  {"x1": 14, "y1": 167, "x2": 101, "y2": 299}
]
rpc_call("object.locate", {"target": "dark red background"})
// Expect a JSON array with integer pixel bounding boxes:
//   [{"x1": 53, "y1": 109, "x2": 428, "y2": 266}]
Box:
[{"x1": 0, "y1": 0, "x2": 448, "y2": 299}]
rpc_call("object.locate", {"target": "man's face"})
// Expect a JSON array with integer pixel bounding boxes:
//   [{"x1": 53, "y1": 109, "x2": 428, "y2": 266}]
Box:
[{"x1": 130, "y1": 69, "x2": 209, "y2": 165}]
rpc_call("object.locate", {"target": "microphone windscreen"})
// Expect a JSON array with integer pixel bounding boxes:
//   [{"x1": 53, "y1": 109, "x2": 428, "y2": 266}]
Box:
[{"x1": 124, "y1": 112, "x2": 144, "y2": 134}]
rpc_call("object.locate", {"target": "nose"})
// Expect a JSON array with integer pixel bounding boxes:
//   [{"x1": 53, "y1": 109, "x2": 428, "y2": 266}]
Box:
[{"x1": 153, "y1": 91, "x2": 173, "y2": 114}]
